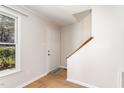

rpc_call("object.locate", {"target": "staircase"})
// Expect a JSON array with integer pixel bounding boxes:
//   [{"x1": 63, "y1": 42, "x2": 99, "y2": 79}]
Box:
[{"x1": 66, "y1": 36, "x2": 94, "y2": 88}]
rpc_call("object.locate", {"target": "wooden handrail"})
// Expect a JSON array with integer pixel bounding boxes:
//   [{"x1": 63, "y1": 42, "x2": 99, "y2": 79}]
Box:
[{"x1": 66, "y1": 37, "x2": 93, "y2": 59}]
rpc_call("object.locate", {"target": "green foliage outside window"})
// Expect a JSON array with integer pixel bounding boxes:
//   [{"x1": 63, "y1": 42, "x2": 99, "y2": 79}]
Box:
[{"x1": 0, "y1": 47, "x2": 15, "y2": 71}]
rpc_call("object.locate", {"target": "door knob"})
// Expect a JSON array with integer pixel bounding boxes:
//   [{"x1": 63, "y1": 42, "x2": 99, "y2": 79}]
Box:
[{"x1": 48, "y1": 54, "x2": 50, "y2": 56}]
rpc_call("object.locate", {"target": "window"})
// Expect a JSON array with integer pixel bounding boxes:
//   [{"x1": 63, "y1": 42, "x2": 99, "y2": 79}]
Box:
[{"x1": 0, "y1": 10, "x2": 20, "y2": 77}]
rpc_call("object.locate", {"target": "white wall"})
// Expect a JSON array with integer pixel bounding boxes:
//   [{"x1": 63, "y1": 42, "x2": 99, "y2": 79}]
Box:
[
  {"x1": 60, "y1": 11, "x2": 91, "y2": 67},
  {"x1": 0, "y1": 6, "x2": 60, "y2": 88},
  {"x1": 67, "y1": 6, "x2": 124, "y2": 88}
]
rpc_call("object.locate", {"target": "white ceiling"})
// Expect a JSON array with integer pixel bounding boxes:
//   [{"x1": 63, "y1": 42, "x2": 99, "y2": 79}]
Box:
[{"x1": 24, "y1": 5, "x2": 91, "y2": 27}]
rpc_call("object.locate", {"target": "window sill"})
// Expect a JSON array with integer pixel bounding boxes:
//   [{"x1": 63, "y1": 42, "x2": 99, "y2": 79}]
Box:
[{"x1": 0, "y1": 68, "x2": 21, "y2": 78}]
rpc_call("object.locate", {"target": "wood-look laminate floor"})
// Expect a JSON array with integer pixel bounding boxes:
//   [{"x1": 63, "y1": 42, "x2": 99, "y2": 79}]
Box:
[{"x1": 25, "y1": 69, "x2": 87, "y2": 88}]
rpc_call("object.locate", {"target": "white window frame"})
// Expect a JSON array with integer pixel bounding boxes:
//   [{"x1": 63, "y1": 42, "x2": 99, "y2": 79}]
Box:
[{"x1": 0, "y1": 8, "x2": 21, "y2": 77}]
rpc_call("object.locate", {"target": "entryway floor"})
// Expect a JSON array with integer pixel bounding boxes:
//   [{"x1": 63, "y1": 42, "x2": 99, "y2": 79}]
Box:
[{"x1": 25, "y1": 68, "x2": 87, "y2": 88}]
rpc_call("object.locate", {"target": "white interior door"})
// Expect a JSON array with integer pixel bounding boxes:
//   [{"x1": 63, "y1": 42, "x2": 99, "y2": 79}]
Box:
[{"x1": 46, "y1": 26, "x2": 60, "y2": 72}]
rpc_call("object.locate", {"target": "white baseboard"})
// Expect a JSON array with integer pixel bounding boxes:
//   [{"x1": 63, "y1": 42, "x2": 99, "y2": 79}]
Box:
[
  {"x1": 59, "y1": 66, "x2": 67, "y2": 69},
  {"x1": 16, "y1": 72, "x2": 48, "y2": 88},
  {"x1": 67, "y1": 78, "x2": 98, "y2": 88}
]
